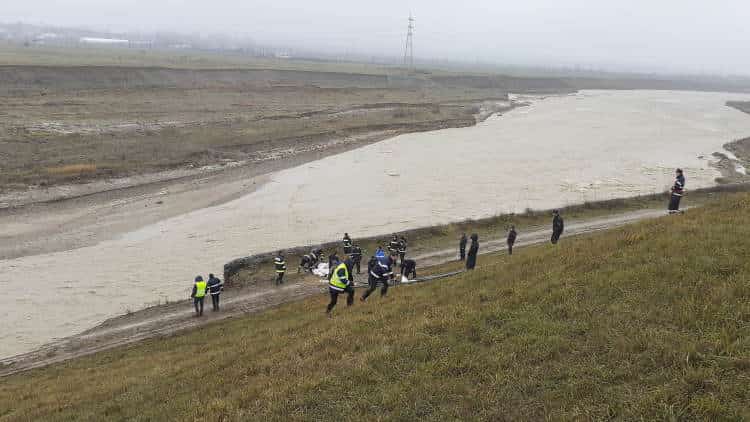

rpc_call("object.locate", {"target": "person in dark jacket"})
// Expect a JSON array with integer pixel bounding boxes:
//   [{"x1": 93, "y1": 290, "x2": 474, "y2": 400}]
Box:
[
  {"x1": 668, "y1": 168, "x2": 686, "y2": 214},
  {"x1": 361, "y1": 253, "x2": 393, "y2": 301},
  {"x1": 551, "y1": 210, "x2": 564, "y2": 244},
  {"x1": 459, "y1": 233, "x2": 467, "y2": 261},
  {"x1": 367, "y1": 254, "x2": 378, "y2": 273},
  {"x1": 466, "y1": 234, "x2": 479, "y2": 270},
  {"x1": 207, "y1": 273, "x2": 223, "y2": 311},
  {"x1": 388, "y1": 235, "x2": 400, "y2": 263},
  {"x1": 328, "y1": 251, "x2": 340, "y2": 280},
  {"x1": 400, "y1": 258, "x2": 417, "y2": 280},
  {"x1": 507, "y1": 226, "x2": 517, "y2": 255},
  {"x1": 274, "y1": 251, "x2": 286, "y2": 285},
  {"x1": 350, "y1": 244, "x2": 364, "y2": 274},
  {"x1": 342, "y1": 233, "x2": 353, "y2": 254},
  {"x1": 191, "y1": 275, "x2": 207, "y2": 317},
  {"x1": 398, "y1": 236, "x2": 408, "y2": 264}
]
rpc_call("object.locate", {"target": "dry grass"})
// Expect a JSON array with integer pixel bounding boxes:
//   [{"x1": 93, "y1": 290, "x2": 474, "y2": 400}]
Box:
[{"x1": 2, "y1": 193, "x2": 750, "y2": 421}]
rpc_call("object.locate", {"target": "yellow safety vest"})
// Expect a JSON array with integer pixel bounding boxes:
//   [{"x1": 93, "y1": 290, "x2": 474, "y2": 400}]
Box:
[
  {"x1": 329, "y1": 263, "x2": 350, "y2": 291},
  {"x1": 194, "y1": 281, "x2": 207, "y2": 298}
]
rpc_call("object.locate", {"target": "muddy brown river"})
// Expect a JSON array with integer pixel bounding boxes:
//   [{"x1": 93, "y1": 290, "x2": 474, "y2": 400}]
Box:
[{"x1": 3, "y1": 90, "x2": 750, "y2": 359}]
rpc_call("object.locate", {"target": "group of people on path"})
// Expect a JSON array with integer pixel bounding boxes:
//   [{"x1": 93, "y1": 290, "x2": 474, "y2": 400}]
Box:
[
  {"x1": 190, "y1": 274, "x2": 223, "y2": 317},
  {"x1": 189, "y1": 168, "x2": 686, "y2": 317},
  {"x1": 326, "y1": 233, "x2": 412, "y2": 316},
  {"x1": 458, "y1": 209, "x2": 564, "y2": 270}
]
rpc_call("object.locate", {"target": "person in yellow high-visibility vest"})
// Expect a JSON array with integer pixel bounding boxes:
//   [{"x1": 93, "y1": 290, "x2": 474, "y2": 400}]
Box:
[
  {"x1": 191, "y1": 275, "x2": 207, "y2": 317},
  {"x1": 326, "y1": 259, "x2": 354, "y2": 316}
]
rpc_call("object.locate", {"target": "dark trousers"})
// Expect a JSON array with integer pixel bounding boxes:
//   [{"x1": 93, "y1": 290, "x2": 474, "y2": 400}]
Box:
[
  {"x1": 459, "y1": 248, "x2": 466, "y2": 261},
  {"x1": 551, "y1": 231, "x2": 562, "y2": 244},
  {"x1": 276, "y1": 272, "x2": 285, "y2": 285},
  {"x1": 400, "y1": 266, "x2": 416, "y2": 279},
  {"x1": 668, "y1": 194, "x2": 682, "y2": 212},
  {"x1": 193, "y1": 297, "x2": 204, "y2": 316},
  {"x1": 353, "y1": 260, "x2": 361, "y2": 274},
  {"x1": 327, "y1": 285, "x2": 354, "y2": 313},
  {"x1": 399, "y1": 252, "x2": 406, "y2": 264},
  {"x1": 211, "y1": 294, "x2": 220, "y2": 311},
  {"x1": 362, "y1": 277, "x2": 388, "y2": 300},
  {"x1": 507, "y1": 242, "x2": 514, "y2": 255}
]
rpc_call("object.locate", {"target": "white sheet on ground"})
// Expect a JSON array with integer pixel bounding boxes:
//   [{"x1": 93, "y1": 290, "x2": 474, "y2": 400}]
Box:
[{"x1": 312, "y1": 263, "x2": 329, "y2": 278}]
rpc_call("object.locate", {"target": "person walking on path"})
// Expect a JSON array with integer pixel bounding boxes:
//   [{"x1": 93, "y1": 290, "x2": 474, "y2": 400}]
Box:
[
  {"x1": 191, "y1": 275, "x2": 207, "y2": 317},
  {"x1": 466, "y1": 234, "x2": 479, "y2": 270},
  {"x1": 668, "y1": 168, "x2": 686, "y2": 214},
  {"x1": 207, "y1": 273, "x2": 223, "y2": 311},
  {"x1": 274, "y1": 251, "x2": 287, "y2": 285},
  {"x1": 551, "y1": 210, "x2": 564, "y2": 245},
  {"x1": 459, "y1": 233, "x2": 467, "y2": 261},
  {"x1": 507, "y1": 226, "x2": 517, "y2": 255}
]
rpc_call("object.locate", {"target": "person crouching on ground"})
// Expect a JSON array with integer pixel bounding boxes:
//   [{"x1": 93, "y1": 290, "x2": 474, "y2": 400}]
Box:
[
  {"x1": 191, "y1": 275, "x2": 207, "y2": 317},
  {"x1": 668, "y1": 168, "x2": 686, "y2": 214},
  {"x1": 466, "y1": 234, "x2": 479, "y2": 270},
  {"x1": 326, "y1": 257, "x2": 355, "y2": 316},
  {"x1": 207, "y1": 273, "x2": 223, "y2": 311},
  {"x1": 400, "y1": 258, "x2": 417, "y2": 280},
  {"x1": 507, "y1": 225, "x2": 517, "y2": 255}
]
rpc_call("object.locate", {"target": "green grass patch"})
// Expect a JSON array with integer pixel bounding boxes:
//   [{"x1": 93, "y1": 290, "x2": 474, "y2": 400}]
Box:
[{"x1": 2, "y1": 193, "x2": 750, "y2": 420}]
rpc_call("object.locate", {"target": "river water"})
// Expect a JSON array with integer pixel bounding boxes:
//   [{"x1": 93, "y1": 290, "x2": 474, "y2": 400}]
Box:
[{"x1": 3, "y1": 90, "x2": 750, "y2": 359}]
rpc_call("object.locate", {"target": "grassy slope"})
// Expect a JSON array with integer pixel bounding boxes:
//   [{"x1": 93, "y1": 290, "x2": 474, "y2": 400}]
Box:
[{"x1": 2, "y1": 194, "x2": 750, "y2": 421}]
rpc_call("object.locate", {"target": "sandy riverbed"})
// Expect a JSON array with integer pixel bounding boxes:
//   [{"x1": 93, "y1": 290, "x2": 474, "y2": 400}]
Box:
[{"x1": 2, "y1": 89, "x2": 750, "y2": 359}]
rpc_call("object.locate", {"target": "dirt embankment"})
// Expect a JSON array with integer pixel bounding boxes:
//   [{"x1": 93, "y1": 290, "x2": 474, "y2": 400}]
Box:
[{"x1": 0, "y1": 64, "x2": 532, "y2": 205}]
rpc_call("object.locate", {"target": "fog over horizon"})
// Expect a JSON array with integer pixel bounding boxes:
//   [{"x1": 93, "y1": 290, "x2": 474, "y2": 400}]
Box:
[{"x1": 5, "y1": 0, "x2": 750, "y2": 76}]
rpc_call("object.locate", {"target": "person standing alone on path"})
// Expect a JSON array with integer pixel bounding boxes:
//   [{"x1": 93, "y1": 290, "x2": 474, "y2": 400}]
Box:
[
  {"x1": 551, "y1": 210, "x2": 564, "y2": 245},
  {"x1": 459, "y1": 233, "x2": 467, "y2": 261},
  {"x1": 191, "y1": 275, "x2": 207, "y2": 317},
  {"x1": 274, "y1": 251, "x2": 286, "y2": 285},
  {"x1": 466, "y1": 234, "x2": 479, "y2": 270},
  {"x1": 207, "y1": 273, "x2": 223, "y2": 311},
  {"x1": 668, "y1": 168, "x2": 686, "y2": 214},
  {"x1": 507, "y1": 226, "x2": 517, "y2": 255}
]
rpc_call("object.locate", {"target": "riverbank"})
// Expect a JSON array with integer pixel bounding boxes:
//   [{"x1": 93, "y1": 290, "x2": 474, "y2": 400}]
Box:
[
  {"x1": 3, "y1": 192, "x2": 749, "y2": 420},
  {"x1": 3, "y1": 183, "x2": 749, "y2": 376}
]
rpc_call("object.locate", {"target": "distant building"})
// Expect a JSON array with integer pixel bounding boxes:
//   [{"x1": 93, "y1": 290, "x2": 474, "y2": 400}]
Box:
[
  {"x1": 79, "y1": 37, "x2": 129, "y2": 46},
  {"x1": 274, "y1": 52, "x2": 292, "y2": 59},
  {"x1": 32, "y1": 32, "x2": 59, "y2": 44}
]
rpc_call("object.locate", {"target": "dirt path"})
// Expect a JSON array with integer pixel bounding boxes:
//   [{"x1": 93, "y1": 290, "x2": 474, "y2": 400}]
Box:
[{"x1": 0, "y1": 206, "x2": 673, "y2": 377}]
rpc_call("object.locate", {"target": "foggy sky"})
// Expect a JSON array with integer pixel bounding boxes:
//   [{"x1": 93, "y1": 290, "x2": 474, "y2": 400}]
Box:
[{"x1": 5, "y1": 0, "x2": 750, "y2": 75}]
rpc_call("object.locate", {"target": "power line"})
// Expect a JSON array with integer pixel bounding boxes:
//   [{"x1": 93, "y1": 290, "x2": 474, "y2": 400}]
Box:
[{"x1": 403, "y1": 13, "x2": 414, "y2": 70}]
